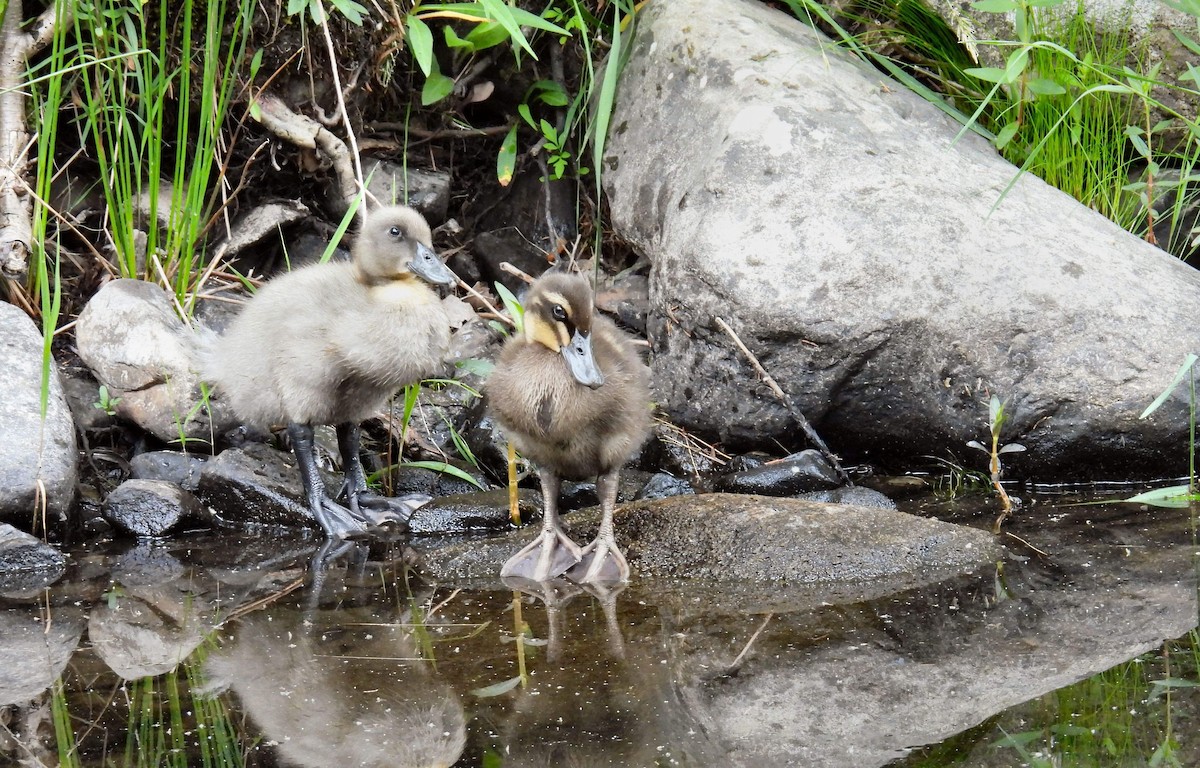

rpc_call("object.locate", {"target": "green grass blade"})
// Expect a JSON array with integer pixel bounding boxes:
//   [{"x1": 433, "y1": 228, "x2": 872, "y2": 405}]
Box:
[{"x1": 1140, "y1": 353, "x2": 1199, "y2": 419}]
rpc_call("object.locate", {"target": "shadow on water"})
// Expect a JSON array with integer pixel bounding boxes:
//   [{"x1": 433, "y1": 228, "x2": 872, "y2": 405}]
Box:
[{"x1": 2, "y1": 490, "x2": 1199, "y2": 767}]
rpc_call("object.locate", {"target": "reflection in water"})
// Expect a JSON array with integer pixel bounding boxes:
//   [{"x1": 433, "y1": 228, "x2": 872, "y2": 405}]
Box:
[{"x1": 204, "y1": 597, "x2": 466, "y2": 767}]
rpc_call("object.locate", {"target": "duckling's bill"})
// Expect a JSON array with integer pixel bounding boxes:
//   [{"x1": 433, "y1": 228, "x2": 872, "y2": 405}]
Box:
[
  {"x1": 410, "y1": 242, "x2": 456, "y2": 286},
  {"x1": 564, "y1": 329, "x2": 605, "y2": 388}
]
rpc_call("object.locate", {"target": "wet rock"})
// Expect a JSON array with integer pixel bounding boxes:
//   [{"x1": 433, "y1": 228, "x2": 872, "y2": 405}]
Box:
[
  {"x1": 89, "y1": 585, "x2": 216, "y2": 679},
  {"x1": 0, "y1": 524, "x2": 67, "y2": 592},
  {"x1": 195, "y1": 443, "x2": 323, "y2": 529},
  {"x1": 0, "y1": 302, "x2": 77, "y2": 527},
  {"x1": 0, "y1": 608, "x2": 85, "y2": 705},
  {"x1": 604, "y1": 0, "x2": 1200, "y2": 478},
  {"x1": 461, "y1": 412, "x2": 512, "y2": 482},
  {"x1": 725, "y1": 453, "x2": 769, "y2": 474},
  {"x1": 560, "y1": 470, "x2": 653, "y2": 511},
  {"x1": 408, "y1": 489, "x2": 538, "y2": 535},
  {"x1": 129, "y1": 450, "x2": 207, "y2": 491},
  {"x1": 714, "y1": 450, "x2": 840, "y2": 496},
  {"x1": 60, "y1": 369, "x2": 117, "y2": 433},
  {"x1": 363, "y1": 159, "x2": 451, "y2": 223},
  {"x1": 75, "y1": 279, "x2": 235, "y2": 444},
  {"x1": 798, "y1": 485, "x2": 896, "y2": 510},
  {"x1": 389, "y1": 464, "x2": 491, "y2": 498},
  {"x1": 636, "y1": 472, "x2": 695, "y2": 500},
  {"x1": 103, "y1": 479, "x2": 206, "y2": 538},
  {"x1": 110, "y1": 540, "x2": 187, "y2": 586},
  {"x1": 419, "y1": 493, "x2": 1000, "y2": 582}
]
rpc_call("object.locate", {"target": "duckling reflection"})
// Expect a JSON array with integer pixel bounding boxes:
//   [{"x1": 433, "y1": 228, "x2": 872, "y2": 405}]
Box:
[
  {"x1": 498, "y1": 585, "x2": 721, "y2": 766},
  {"x1": 203, "y1": 602, "x2": 465, "y2": 768},
  {"x1": 486, "y1": 271, "x2": 651, "y2": 583},
  {"x1": 206, "y1": 205, "x2": 455, "y2": 538}
]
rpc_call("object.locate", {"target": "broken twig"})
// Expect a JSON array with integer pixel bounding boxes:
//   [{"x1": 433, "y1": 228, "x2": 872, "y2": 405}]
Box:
[{"x1": 715, "y1": 316, "x2": 851, "y2": 485}]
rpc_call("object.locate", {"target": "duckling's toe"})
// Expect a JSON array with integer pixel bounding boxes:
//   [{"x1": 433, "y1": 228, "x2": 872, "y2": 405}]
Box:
[
  {"x1": 348, "y1": 490, "x2": 426, "y2": 530},
  {"x1": 501, "y1": 527, "x2": 583, "y2": 581},
  {"x1": 566, "y1": 538, "x2": 630, "y2": 585},
  {"x1": 314, "y1": 497, "x2": 372, "y2": 540}
]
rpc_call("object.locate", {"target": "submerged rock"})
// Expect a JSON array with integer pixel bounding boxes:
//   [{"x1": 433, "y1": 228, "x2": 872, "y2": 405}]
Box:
[
  {"x1": 0, "y1": 524, "x2": 67, "y2": 592},
  {"x1": 0, "y1": 608, "x2": 85, "y2": 705},
  {"x1": 408, "y1": 488, "x2": 539, "y2": 535},
  {"x1": 418, "y1": 493, "x2": 999, "y2": 583},
  {"x1": 604, "y1": 0, "x2": 1200, "y2": 479},
  {"x1": 0, "y1": 303, "x2": 77, "y2": 528}
]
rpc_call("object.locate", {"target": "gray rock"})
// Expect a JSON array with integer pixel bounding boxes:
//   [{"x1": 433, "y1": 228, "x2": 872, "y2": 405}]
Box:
[
  {"x1": 798, "y1": 485, "x2": 896, "y2": 510},
  {"x1": 408, "y1": 488, "x2": 539, "y2": 535},
  {"x1": 603, "y1": 0, "x2": 1200, "y2": 479},
  {"x1": 0, "y1": 608, "x2": 84, "y2": 705},
  {"x1": 195, "y1": 443, "x2": 321, "y2": 529},
  {"x1": 0, "y1": 524, "x2": 67, "y2": 592},
  {"x1": 363, "y1": 159, "x2": 451, "y2": 223},
  {"x1": 389, "y1": 465, "x2": 490, "y2": 498},
  {"x1": 636, "y1": 472, "x2": 694, "y2": 500},
  {"x1": 714, "y1": 449, "x2": 840, "y2": 496},
  {"x1": 129, "y1": 450, "x2": 207, "y2": 491},
  {"x1": 418, "y1": 493, "x2": 999, "y2": 582},
  {"x1": 0, "y1": 302, "x2": 77, "y2": 526},
  {"x1": 473, "y1": 228, "x2": 554, "y2": 292},
  {"x1": 75, "y1": 279, "x2": 234, "y2": 444},
  {"x1": 103, "y1": 478, "x2": 206, "y2": 538}
]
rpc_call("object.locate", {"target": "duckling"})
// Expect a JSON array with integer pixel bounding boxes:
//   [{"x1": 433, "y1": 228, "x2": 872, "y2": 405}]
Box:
[
  {"x1": 486, "y1": 271, "x2": 651, "y2": 583},
  {"x1": 206, "y1": 205, "x2": 455, "y2": 538}
]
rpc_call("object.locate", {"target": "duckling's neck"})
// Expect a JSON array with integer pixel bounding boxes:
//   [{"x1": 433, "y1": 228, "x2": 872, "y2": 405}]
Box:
[{"x1": 360, "y1": 270, "x2": 437, "y2": 307}]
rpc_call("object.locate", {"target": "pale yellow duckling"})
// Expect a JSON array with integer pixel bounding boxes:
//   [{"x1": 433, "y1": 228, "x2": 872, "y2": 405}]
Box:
[
  {"x1": 486, "y1": 271, "x2": 651, "y2": 583},
  {"x1": 206, "y1": 205, "x2": 455, "y2": 538}
]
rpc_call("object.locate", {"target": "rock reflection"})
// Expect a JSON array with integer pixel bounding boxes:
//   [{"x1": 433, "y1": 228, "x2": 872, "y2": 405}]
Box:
[{"x1": 204, "y1": 596, "x2": 466, "y2": 767}]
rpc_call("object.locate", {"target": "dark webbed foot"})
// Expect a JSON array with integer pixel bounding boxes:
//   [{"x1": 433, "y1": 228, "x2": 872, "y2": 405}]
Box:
[
  {"x1": 566, "y1": 536, "x2": 629, "y2": 584},
  {"x1": 500, "y1": 526, "x2": 583, "y2": 581},
  {"x1": 346, "y1": 490, "x2": 427, "y2": 529}
]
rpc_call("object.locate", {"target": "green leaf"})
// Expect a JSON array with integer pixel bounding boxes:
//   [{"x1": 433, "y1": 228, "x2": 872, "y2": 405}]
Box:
[
  {"x1": 1125, "y1": 125, "x2": 1151, "y2": 158},
  {"x1": 1173, "y1": 29, "x2": 1200, "y2": 58},
  {"x1": 407, "y1": 15, "x2": 434, "y2": 76},
  {"x1": 517, "y1": 102, "x2": 535, "y2": 129},
  {"x1": 465, "y1": 21, "x2": 509, "y2": 51},
  {"x1": 327, "y1": 0, "x2": 368, "y2": 24},
  {"x1": 249, "y1": 48, "x2": 264, "y2": 80},
  {"x1": 1120, "y1": 485, "x2": 1197, "y2": 508},
  {"x1": 964, "y1": 66, "x2": 1009, "y2": 84},
  {"x1": 443, "y1": 25, "x2": 474, "y2": 51},
  {"x1": 497, "y1": 124, "x2": 518, "y2": 186},
  {"x1": 456, "y1": 357, "x2": 496, "y2": 377},
  {"x1": 495, "y1": 281, "x2": 524, "y2": 334},
  {"x1": 1004, "y1": 49, "x2": 1029, "y2": 82},
  {"x1": 530, "y1": 79, "x2": 569, "y2": 107},
  {"x1": 422, "y1": 72, "x2": 455, "y2": 105},
  {"x1": 994, "y1": 121, "x2": 1019, "y2": 149},
  {"x1": 286, "y1": 0, "x2": 308, "y2": 16},
  {"x1": 1025, "y1": 78, "x2": 1065, "y2": 96},
  {"x1": 401, "y1": 461, "x2": 487, "y2": 490},
  {"x1": 971, "y1": 0, "x2": 1017, "y2": 11},
  {"x1": 471, "y1": 676, "x2": 523, "y2": 698},
  {"x1": 1140, "y1": 353, "x2": 1198, "y2": 418}
]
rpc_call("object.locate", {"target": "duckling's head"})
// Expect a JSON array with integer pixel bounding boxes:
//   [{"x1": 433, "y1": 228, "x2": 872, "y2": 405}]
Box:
[
  {"x1": 353, "y1": 206, "x2": 455, "y2": 288},
  {"x1": 523, "y1": 272, "x2": 605, "y2": 389}
]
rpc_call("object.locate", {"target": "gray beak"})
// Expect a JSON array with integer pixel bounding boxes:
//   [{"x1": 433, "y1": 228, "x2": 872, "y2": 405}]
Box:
[
  {"x1": 409, "y1": 242, "x2": 456, "y2": 286},
  {"x1": 563, "y1": 329, "x2": 605, "y2": 388}
]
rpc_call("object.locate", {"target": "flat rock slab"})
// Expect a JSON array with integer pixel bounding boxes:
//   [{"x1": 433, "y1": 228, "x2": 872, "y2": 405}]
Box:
[
  {"x1": 418, "y1": 493, "x2": 999, "y2": 583},
  {"x1": 0, "y1": 302, "x2": 77, "y2": 526},
  {"x1": 604, "y1": 0, "x2": 1200, "y2": 478}
]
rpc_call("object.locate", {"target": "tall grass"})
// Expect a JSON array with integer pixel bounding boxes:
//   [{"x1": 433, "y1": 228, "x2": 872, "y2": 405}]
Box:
[{"x1": 71, "y1": 0, "x2": 255, "y2": 306}]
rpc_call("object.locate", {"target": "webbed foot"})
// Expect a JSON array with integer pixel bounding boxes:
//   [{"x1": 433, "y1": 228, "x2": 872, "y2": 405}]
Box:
[
  {"x1": 347, "y1": 490, "x2": 428, "y2": 530},
  {"x1": 566, "y1": 537, "x2": 629, "y2": 584},
  {"x1": 500, "y1": 526, "x2": 583, "y2": 581}
]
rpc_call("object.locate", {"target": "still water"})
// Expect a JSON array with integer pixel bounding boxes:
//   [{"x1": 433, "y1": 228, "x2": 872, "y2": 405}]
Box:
[{"x1": 2, "y1": 489, "x2": 1198, "y2": 767}]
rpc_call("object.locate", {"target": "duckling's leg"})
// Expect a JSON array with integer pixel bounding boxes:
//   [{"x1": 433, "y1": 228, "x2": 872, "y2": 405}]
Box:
[
  {"x1": 335, "y1": 422, "x2": 412, "y2": 528},
  {"x1": 567, "y1": 469, "x2": 630, "y2": 584},
  {"x1": 288, "y1": 423, "x2": 365, "y2": 538},
  {"x1": 500, "y1": 469, "x2": 583, "y2": 581}
]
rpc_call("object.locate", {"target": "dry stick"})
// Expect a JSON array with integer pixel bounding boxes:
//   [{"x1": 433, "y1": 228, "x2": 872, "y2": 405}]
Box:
[
  {"x1": 499, "y1": 261, "x2": 535, "y2": 284},
  {"x1": 727, "y1": 612, "x2": 773, "y2": 674},
  {"x1": 316, "y1": 0, "x2": 365, "y2": 210},
  {"x1": 714, "y1": 316, "x2": 852, "y2": 485}
]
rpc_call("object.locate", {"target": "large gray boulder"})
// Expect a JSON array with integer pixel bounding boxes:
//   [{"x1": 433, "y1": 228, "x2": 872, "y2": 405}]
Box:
[
  {"x1": 603, "y1": 0, "x2": 1200, "y2": 479},
  {"x1": 75, "y1": 279, "x2": 233, "y2": 444},
  {"x1": 0, "y1": 302, "x2": 77, "y2": 526}
]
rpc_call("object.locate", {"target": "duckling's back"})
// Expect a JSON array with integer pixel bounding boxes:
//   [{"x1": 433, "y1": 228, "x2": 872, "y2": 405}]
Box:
[
  {"x1": 488, "y1": 314, "x2": 651, "y2": 479},
  {"x1": 207, "y1": 260, "x2": 450, "y2": 428}
]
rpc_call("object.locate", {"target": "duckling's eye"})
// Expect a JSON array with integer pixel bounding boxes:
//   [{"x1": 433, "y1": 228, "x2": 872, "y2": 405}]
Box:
[
  {"x1": 551, "y1": 304, "x2": 567, "y2": 321},
  {"x1": 388, "y1": 226, "x2": 403, "y2": 239}
]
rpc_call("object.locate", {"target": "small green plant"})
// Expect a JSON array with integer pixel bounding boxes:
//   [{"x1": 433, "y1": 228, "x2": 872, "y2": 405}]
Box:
[
  {"x1": 967, "y1": 394, "x2": 1026, "y2": 531},
  {"x1": 93, "y1": 384, "x2": 121, "y2": 416}
]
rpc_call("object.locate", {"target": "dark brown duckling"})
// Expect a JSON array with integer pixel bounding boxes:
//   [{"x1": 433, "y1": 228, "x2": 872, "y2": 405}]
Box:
[
  {"x1": 486, "y1": 271, "x2": 651, "y2": 583},
  {"x1": 206, "y1": 205, "x2": 455, "y2": 538}
]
